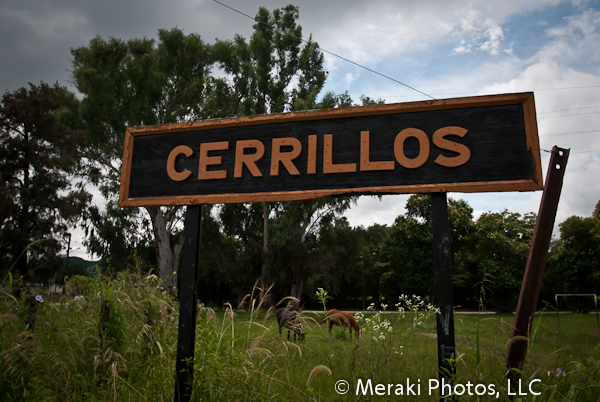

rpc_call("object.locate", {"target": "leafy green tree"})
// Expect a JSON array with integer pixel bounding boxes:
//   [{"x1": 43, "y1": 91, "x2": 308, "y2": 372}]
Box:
[
  {"x1": 71, "y1": 28, "x2": 230, "y2": 292},
  {"x1": 213, "y1": 5, "x2": 360, "y2": 308},
  {"x1": 0, "y1": 82, "x2": 89, "y2": 281},
  {"x1": 545, "y1": 207, "x2": 600, "y2": 306},
  {"x1": 464, "y1": 210, "x2": 536, "y2": 311},
  {"x1": 359, "y1": 94, "x2": 386, "y2": 106},
  {"x1": 377, "y1": 194, "x2": 475, "y2": 305},
  {"x1": 196, "y1": 205, "x2": 241, "y2": 307},
  {"x1": 358, "y1": 224, "x2": 391, "y2": 308},
  {"x1": 316, "y1": 90, "x2": 384, "y2": 109},
  {"x1": 82, "y1": 201, "x2": 154, "y2": 276},
  {"x1": 317, "y1": 90, "x2": 354, "y2": 109},
  {"x1": 217, "y1": 203, "x2": 265, "y2": 306},
  {"x1": 213, "y1": 5, "x2": 326, "y2": 114},
  {"x1": 304, "y1": 217, "x2": 370, "y2": 308},
  {"x1": 269, "y1": 197, "x2": 357, "y2": 308},
  {"x1": 378, "y1": 213, "x2": 434, "y2": 301}
]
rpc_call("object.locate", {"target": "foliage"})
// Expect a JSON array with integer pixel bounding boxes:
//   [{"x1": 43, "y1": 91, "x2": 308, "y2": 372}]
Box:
[
  {"x1": 545, "y1": 214, "x2": 600, "y2": 309},
  {"x1": 0, "y1": 82, "x2": 89, "y2": 282},
  {"x1": 0, "y1": 256, "x2": 178, "y2": 401},
  {"x1": 269, "y1": 197, "x2": 358, "y2": 308},
  {"x1": 71, "y1": 27, "x2": 229, "y2": 289},
  {"x1": 212, "y1": 203, "x2": 264, "y2": 306},
  {"x1": 315, "y1": 287, "x2": 330, "y2": 312},
  {"x1": 2, "y1": 268, "x2": 599, "y2": 401},
  {"x1": 376, "y1": 194, "x2": 476, "y2": 306},
  {"x1": 458, "y1": 209, "x2": 536, "y2": 312},
  {"x1": 192, "y1": 194, "x2": 600, "y2": 313},
  {"x1": 213, "y1": 5, "x2": 326, "y2": 115}
]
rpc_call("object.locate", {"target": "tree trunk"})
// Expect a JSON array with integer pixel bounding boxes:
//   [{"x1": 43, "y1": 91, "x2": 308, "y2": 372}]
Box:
[
  {"x1": 146, "y1": 206, "x2": 185, "y2": 295},
  {"x1": 290, "y1": 264, "x2": 305, "y2": 310}
]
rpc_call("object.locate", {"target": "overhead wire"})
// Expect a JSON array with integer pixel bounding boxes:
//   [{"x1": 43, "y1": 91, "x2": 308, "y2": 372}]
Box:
[
  {"x1": 210, "y1": 0, "x2": 436, "y2": 100},
  {"x1": 543, "y1": 129, "x2": 600, "y2": 137},
  {"x1": 539, "y1": 110, "x2": 600, "y2": 118},
  {"x1": 537, "y1": 105, "x2": 600, "y2": 115}
]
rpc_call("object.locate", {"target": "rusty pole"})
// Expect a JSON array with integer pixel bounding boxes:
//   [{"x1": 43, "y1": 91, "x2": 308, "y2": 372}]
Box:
[{"x1": 506, "y1": 146, "x2": 569, "y2": 375}]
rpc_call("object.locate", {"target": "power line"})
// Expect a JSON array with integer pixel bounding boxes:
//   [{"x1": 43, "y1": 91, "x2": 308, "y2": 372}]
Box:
[
  {"x1": 571, "y1": 149, "x2": 600, "y2": 154},
  {"x1": 540, "y1": 149, "x2": 599, "y2": 156},
  {"x1": 211, "y1": 0, "x2": 436, "y2": 100},
  {"x1": 377, "y1": 86, "x2": 600, "y2": 100},
  {"x1": 539, "y1": 110, "x2": 600, "y2": 119},
  {"x1": 538, "y1": 105, "x2": 600, "y2": 115},
  {"x1": 543, "y1": 129, "x2": 600, "y2": 137},
  {"x1": 535, "y1": 85, "x2": 600, "y2": 91}
]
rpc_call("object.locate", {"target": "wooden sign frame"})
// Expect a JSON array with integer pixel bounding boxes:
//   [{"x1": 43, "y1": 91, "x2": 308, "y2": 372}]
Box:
[{"x1": 119, "y1": 92, "x2": 542, "y2": 207}]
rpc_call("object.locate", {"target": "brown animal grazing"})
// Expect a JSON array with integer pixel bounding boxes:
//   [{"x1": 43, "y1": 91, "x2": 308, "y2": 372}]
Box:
[
  {"x1": 319, "y1": 309, "x2": 360, "y2": 339},
  {"x1": 276, "y1": 308, "x2": 305, "y2": 341}
]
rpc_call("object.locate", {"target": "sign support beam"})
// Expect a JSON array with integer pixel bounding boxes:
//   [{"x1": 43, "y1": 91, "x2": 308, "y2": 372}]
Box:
[
  {"x1": 174, "y1": 205, "x2": 203, "y2": 402},
  {"x1": 505, "y1": 146, "x2": 569, "y2": 378},
  {"x1": 432, "y1": 192, "x2": 456, "y2": 399}
]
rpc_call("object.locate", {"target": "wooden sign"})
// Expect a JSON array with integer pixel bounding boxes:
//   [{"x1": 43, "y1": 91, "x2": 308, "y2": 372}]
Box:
[{"x1": 119, "y1": 92, "x2": 542, "y2": 207}]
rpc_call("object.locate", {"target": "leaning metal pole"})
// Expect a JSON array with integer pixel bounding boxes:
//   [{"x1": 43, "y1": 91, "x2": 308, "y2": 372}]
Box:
[{"x1": 505, "y1": 146, "x2": 569, "y2": 377}]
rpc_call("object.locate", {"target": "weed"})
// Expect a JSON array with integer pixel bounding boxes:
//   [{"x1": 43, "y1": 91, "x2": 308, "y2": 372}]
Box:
[{"x1": 1, "y1": 274, "x2": 599, "y2": 401}]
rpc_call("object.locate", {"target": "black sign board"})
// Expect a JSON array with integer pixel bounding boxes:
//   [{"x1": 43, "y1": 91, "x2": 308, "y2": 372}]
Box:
[{"x1": 119, "y1": 92, "x2": 542, "y2": 207}]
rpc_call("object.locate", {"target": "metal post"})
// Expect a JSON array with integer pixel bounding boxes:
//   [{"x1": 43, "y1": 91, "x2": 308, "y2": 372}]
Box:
[
  {"x1": 174, "y1": 205, "x2": 203, "y2": 402},
  {"x1": 431, "y1": 192, "x2": 456, "y2": 398},
  {"x1": 555, "y1": 294, "x2": 560, "y2": 329},
  {"x1": 595, "y1": 295, "x2": 599, "y2": 333},
  {"x1": 506, "y1": 146, "x2": 569, "y2": 376}
]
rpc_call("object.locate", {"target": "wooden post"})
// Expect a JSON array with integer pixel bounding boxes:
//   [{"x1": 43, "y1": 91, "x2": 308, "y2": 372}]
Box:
[
  {"x1": 506, "y1": 146, "x2": 569, "y2": 376},
  {"x1": 431, "y1": 192, "x2": 456, "y2": 398},
  {"x1": 174, "y1": 205, "x2": 203, "y2": 402}
]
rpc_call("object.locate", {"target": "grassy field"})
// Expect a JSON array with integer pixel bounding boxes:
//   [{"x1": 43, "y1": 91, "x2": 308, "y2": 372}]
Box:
[
  {"x1": 1, "y1": 270, "x2": 599, "y2": 401},
  {"x1": 219, "y1": 308, "x2": 600, "y2": 401}
]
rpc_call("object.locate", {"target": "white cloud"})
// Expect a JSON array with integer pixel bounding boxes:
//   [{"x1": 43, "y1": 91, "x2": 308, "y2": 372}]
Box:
[
  {"x1": 314, "y1": 2, "x2": 459, "y2": 66},
  {"x1": 474, "y1": 9, "x2": 600, "y2": 226},
  {"x1": 539, "y1": 8, "x2": 600, "y2": 66},
  {"x1": 344, "y1": 71, "x2": 359, "y2": 86},
  {"x1": 451, "y1": 7, "x2": 509, "y2": 56}
]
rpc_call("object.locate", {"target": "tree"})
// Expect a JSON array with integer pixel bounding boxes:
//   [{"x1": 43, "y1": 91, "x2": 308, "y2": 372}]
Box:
[
  {"x1": 304, "y1": 217, "x2": 369, "y2": 308},
  {"x1": 378, "y1": 213, "x2": 434, "y2": 301},
  {"x1": 213, "y1": 5, "x2": 339, "y2": 307},
  {"x1": 464, "y1": 210, "x2": 536, "y2": 311},
  {"x1": 217, "y1": 203, "x2": 265, "y2": 306},
  {"x1": 316, "y1": 91, "x2": 354, "y2": 109},
  {"x1": 213, "y1": 5, "x2": 326, "y2": 115},
  {"x1": 545, "y1": 210, "x2": 600, "y2": 305},
  {"x1": 196, "y1": 205, "x2": 242, "y2": 307},
  {"x1": 269, "y1": 197, "x2": 357, "y2": 308},
  {"x1": 377, "y1": 194, "x2": 475, "y2": 305},
  {"x1": 0, "y1": 82, "x2": 89, "y2": 281},
  {"x1": 71, "y1": 28, "x2": 230, "y2": 292}
]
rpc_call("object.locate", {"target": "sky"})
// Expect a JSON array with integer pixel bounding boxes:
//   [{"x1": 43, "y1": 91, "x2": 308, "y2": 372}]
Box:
[{"x1": 2, "y1": 0, "x2": 600, "y2": 260}]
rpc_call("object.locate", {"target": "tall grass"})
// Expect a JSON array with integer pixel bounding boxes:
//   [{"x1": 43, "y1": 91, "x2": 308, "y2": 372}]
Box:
[{"x1": 1, "y1": 268, "x2": 599, "y2": 401}]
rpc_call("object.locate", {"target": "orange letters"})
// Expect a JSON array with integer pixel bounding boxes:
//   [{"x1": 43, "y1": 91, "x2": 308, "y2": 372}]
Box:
[{"x1": 165, "y1": 127, "x2": 471, "y2": 181}]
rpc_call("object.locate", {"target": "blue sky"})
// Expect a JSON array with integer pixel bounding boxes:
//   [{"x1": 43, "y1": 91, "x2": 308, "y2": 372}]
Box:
[{"x1": 2, "y1": 0, "x2": 599, "y2": 259}]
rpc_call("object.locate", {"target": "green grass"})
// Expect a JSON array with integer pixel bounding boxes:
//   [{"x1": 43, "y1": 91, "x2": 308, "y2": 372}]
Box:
[{"x1": 1, "y1": 271, "x2": 599, "y2": 401}]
